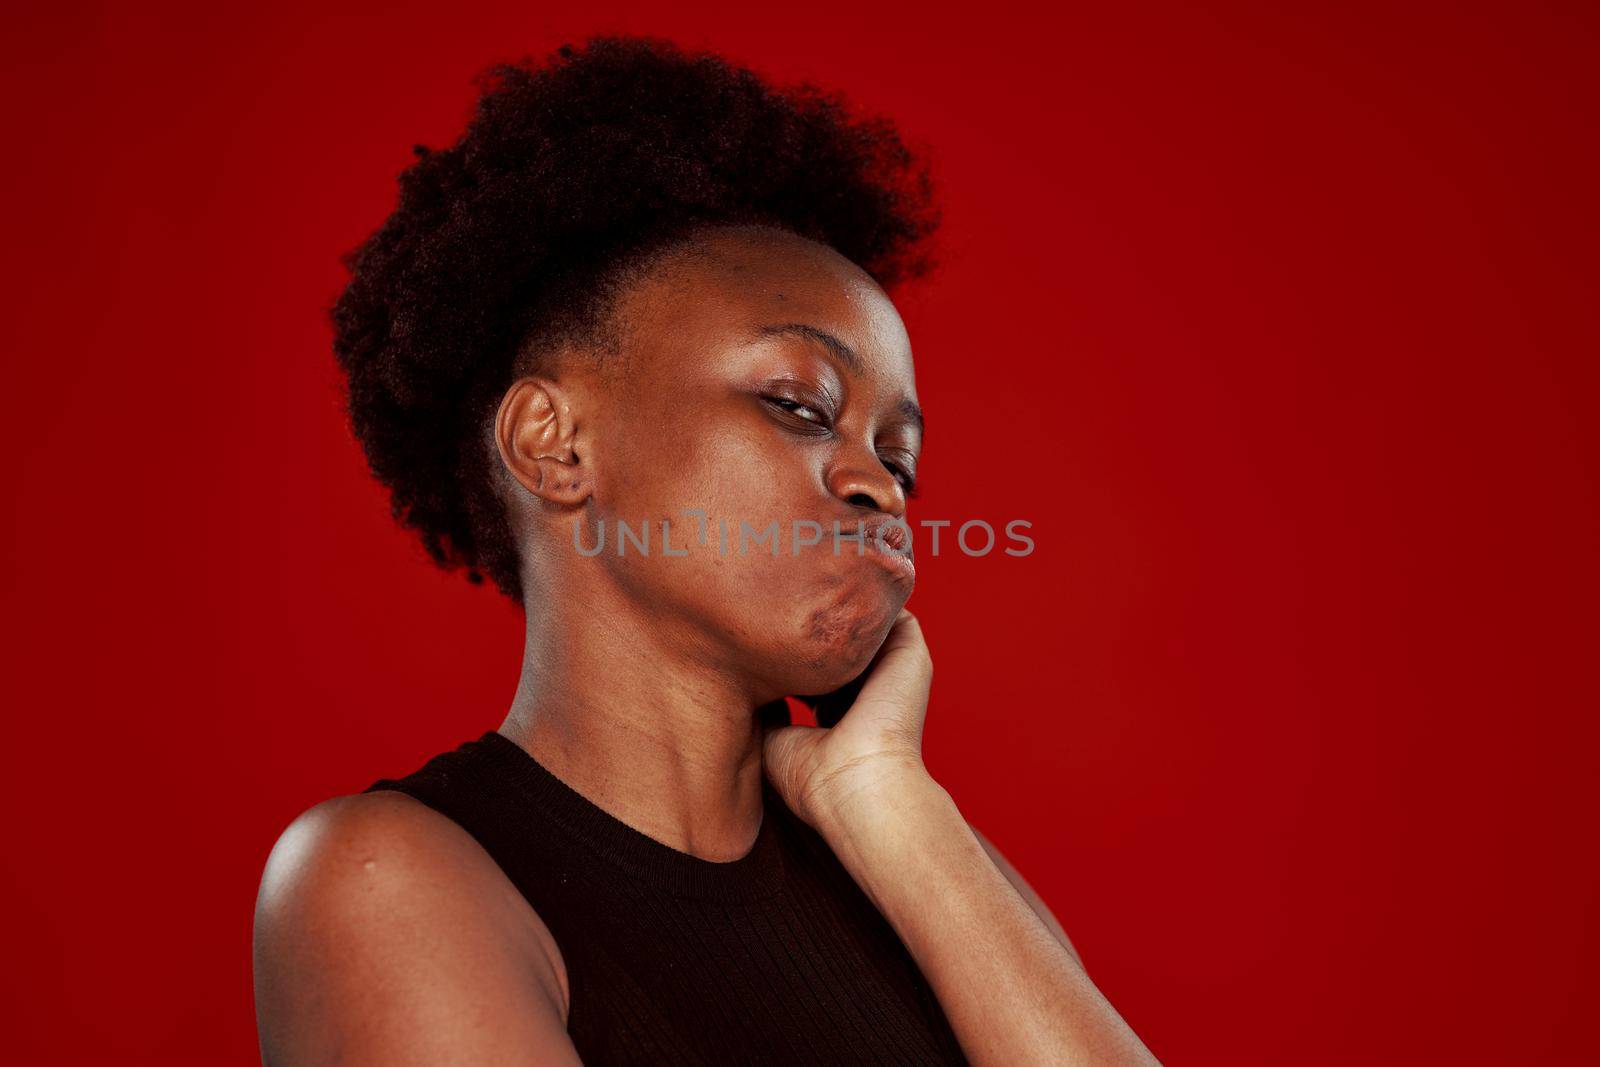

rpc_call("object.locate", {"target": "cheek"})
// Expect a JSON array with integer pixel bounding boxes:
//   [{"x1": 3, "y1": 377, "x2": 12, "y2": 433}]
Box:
[
  {"x1": 725, "y1": 550, "x2": 907, "y2": 688},
  {"x1": 594, "y1": 415, "x2": 902, "y2": 682},
  {"x1": 592, "y1": 517, "x2": 904, "y2": 692},
  {"x1": 609, "y1": 421, "x2": 794, "y2": 521}
]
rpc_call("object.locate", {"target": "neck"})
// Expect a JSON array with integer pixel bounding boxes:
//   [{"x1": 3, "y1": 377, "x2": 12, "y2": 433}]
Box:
[{"x1": 498, "y1": 569, "x2": 768, "y2": 863}]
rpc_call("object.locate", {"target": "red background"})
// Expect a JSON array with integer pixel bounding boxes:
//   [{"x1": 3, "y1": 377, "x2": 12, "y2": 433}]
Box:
[{"x1": 3, "y1": 2, "x2": 1596, "y2": 1063}]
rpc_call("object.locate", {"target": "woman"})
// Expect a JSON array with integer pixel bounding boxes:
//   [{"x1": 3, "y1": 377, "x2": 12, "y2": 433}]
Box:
[{"x1": 253, "y1": 34, "x2": 1160, "y2": 1066}]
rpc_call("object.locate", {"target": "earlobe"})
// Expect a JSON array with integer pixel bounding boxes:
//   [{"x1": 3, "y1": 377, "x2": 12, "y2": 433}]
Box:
[{"x1": 495, "y1": 378, "x2": 592, "y2": 506}]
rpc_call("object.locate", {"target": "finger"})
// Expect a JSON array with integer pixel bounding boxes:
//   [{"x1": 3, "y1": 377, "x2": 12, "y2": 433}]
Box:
[
  {"x1": 861, "y1": 612, "x2": 931, "y2": 686},
  {"x1": 849, "y1": 615, "x2": 933, "y2": 728}
]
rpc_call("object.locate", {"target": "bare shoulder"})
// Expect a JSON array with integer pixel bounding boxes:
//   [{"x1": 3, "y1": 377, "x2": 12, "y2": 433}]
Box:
[
  {"x1": 967, "y1": 820, "x2": 1086, "y2": 971},
  {"x1": 253, "y1": 791, "x2": 578, "y2": 1066}
]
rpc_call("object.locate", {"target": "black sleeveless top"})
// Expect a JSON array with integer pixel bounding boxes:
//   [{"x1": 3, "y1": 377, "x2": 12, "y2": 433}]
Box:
[{"x1": 364, "y1": 730, "x2": 970, "y2": 1065}]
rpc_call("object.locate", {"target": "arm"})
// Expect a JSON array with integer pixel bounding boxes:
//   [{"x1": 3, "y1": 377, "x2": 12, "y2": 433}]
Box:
[
  {"x1": 252, "y1": 792, "x2": 582, "y2": 1066},
  {"x1": 817, "y1": 772, "x2": 1160, "y2": 1067},
  {"x1": 968, "y1": 822, "x2": 1085, "y2": 971},
  {"x1": 762, "y1": 610, "x2": 1159, "y2": 1065}
]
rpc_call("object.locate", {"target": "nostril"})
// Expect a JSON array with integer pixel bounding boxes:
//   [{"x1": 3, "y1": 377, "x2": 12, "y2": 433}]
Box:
[{"x1": 846, "y1": 492, "x2": 876, "y2": 508}]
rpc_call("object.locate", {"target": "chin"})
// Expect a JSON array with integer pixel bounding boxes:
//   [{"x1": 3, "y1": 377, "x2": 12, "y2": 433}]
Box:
[{"x1": 765, "y1": 575, "x2": 904, "y2": 690}]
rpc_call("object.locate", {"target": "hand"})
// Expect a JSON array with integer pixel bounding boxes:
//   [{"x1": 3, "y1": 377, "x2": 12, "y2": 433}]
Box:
[{"x1": 760, "y1": 609, "x2": 936, "y2": 831}]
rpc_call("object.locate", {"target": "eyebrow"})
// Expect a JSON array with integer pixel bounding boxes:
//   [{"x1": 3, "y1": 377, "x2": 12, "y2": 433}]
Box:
[{"x1": 755, "y1": 322, "x2": 925, "y2": 437}]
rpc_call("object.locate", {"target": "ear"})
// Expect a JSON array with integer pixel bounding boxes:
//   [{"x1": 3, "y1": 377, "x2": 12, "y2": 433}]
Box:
[{"x1": 494, "y1": 377, "x2": 593, "y2": 507}]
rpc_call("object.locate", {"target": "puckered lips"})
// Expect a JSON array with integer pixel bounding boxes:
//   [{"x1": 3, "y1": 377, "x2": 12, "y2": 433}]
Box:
[{"x1": 839, "y1": 514, "x2": 915, "y2": 582}]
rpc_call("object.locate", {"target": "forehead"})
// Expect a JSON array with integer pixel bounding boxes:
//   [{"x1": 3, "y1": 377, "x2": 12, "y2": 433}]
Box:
[{"x1": 611, "y1": 226, "x2": 916, "y2": 389}]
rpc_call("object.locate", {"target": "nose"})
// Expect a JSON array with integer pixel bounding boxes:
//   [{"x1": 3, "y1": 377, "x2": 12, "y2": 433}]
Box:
[{"x1": 825, "y1": 445, "x2": 907, "y2": 519}]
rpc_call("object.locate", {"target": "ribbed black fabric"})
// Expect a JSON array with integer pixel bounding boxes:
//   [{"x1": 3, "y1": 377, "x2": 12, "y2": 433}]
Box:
[{"x1": 364, "y1": 730, "x2": 971, "y2": 1065}]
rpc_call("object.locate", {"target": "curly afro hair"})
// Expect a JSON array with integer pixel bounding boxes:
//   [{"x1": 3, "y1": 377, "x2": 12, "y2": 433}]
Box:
[{"x1": 330, "y1": 34, "x2": 941, "y2": 606}]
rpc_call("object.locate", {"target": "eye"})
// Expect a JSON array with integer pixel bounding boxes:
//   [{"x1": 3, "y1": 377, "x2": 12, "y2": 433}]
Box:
[
  {"x1": 883, "y1": 459, "x2": 920, "y2": 499},
  {"x1": 764, "y1": 396, "x2": 830, "y2": 426}
]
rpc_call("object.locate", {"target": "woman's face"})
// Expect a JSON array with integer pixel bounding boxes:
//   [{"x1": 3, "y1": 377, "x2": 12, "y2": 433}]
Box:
[{"x1": 560, "y1": 225, "x2": 923, "y2": 702}]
